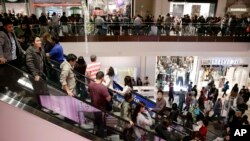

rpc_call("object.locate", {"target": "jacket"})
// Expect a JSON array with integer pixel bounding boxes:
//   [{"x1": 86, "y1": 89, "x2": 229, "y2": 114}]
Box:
[
  {"x1": 26, "y1": 45, "x2": 48, "y2": 77},
  {"x1": 0, "y1": 30, "x2": 23, "y2": 61},
  {"x1": 60, "y1": 60, "x2": 76, "y2": 92}
]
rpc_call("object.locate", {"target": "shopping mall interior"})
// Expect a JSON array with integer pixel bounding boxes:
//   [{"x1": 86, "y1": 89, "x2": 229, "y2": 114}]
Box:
[{"x1": 0, "y1": 0, "x2": 250, "y2": 141}]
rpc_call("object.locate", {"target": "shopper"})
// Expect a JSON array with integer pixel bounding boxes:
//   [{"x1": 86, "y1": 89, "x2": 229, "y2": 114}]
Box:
[
  {"x1": 168, "y1": 82, "x2": 175, "y2": 105},
  {"x1": 120, "y1": 92, "x2": 134, "y2": 126},
  {"x1": 88, "y1": 71, "x2": 111, "y2": 137},
  {"x1": 46, "y1": 36, "x2": 65, "y2": 64},
  {"x1": 212, "y1": 98, "x2": 222, "y2": 120},
  {"x1": 115, "y1": 75, "x2": 133, "y2": 95},
  {"x1": 169, "y1": 103, "x2": 179, "y2": 122},
  {"x1": 222, "y1": 81, "x2": 229, "y2": 98},
  {"x1": 26, "y1": 36, "x2": 49, "y2": 106},
  {"x1": 60, "y1": 54, "x2": 77, "y2": 96},
  {"x1": 86, "y1": 54, "x2": 101, "y2": 81},
  {"x1": 136, "y1": 77, "x2": 143, "y2": 86},
  {"x1": 198, "y1": 119, "x2": 209, "y2": 141},
  {"x1": 230, "y1": 83, "x2": 239, "y2": 98},
  {"x1": 192, "y1": 85, "x2": 198, "y2": 98},
  {"x1": 178, "y1": 89, "x2": 186, "y2": 112},
  {"x1": 132, "y1": 102, "x2": 153, "y2": 141},
  {"x1": 74, "y1": 56, "x2": 87, "y2": 99},
  {"x1": 0, "y1": 18, "x2": 25, "y2": 66},
  {"x1": 103, "y1": 66, "x2": 115, "y2": 111},
  {"x1": 143, "y1": 76, "x2": 150, "y2": 86},
  {"x1": 103, "y1": 66, "x2": 115, "y2": 89}
]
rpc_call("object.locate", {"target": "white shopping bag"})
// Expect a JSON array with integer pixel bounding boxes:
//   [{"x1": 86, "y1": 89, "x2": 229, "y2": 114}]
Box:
[{"x1": 62, "y1": 25, "x2": 68, "y2": 33}]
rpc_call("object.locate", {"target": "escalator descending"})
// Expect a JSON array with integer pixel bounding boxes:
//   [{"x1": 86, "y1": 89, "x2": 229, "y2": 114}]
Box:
[
  {"x1": 45, "y1": 62, "x2": 200, "y2": 140},
  {"x1": 0, "y1": 64, "x2": 171, "y2": 141},
  {"x1": 47, "y1": 60, "x2": 220, "y2": 141}
]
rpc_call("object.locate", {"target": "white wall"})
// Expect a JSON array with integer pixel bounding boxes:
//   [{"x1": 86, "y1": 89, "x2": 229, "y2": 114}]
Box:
[
  {"x1": 60, "y1": 42, "x2": 250, "y2": 57},
  {"x1": 169, "y1": 2, "x2": 211, "y2": 17},
  {"x1": 0, "y1": 102, "x2": 90, "y2": 141}
]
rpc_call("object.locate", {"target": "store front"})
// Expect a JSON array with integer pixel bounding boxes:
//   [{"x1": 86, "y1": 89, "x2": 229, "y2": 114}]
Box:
[
  {"x1": 197, "y1": 57, "x2": 250, "y2": 91},
  {"x1": 87, "y1": 0, "x2": 132, "y2": 16},
  {"x1": 33, "y1": 0, "x2": 82, "y2": 17},
  {"x1": 155, "y1": 56, "x2": 250, "y2": 92},
  {"x1": 168, "y1": 0, "x2": 217, "y2": 17},
  {"x1": 226, "y1": 0, "x2": 250, "y2": 17},
  {"x1": 2, "y1": 0, "x2": 29, "y2": 15},
  {"x1": 33, "y1": 0, "x2": 132, "y2": 17},
  {"x1": 155, "y1": 56, "x2": 198, "y2": 91}
]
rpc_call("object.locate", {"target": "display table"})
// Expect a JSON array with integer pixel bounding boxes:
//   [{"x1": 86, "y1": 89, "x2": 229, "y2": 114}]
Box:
[{"x1": 133, "y1": 86, "x2": 157, "y2": 98}]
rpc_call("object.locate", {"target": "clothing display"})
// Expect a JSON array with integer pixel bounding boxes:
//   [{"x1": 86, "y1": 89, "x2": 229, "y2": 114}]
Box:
[
  {"x1": 198, "y1": 64, "x2": 249, "y2": 90},
  {"x1": 156, "y1": 56, "x2": 196, "y2": 88}
]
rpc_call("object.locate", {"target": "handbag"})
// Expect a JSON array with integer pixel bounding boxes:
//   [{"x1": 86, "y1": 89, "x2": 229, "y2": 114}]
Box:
[{"x1": 123, "y1": 127, "x2": 136, "y2": 141}]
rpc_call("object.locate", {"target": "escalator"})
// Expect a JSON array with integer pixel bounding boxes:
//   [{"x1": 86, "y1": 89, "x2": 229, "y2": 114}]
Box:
[
  {"x1": 0, "y1": 64, "x2": 171, "y2": 141},
  {"x1": 45, "y1": 60, "x2": 219, "y2": 141},
  {"x1": 47, "y1": 60, "x2": 195, "y2": 138}
]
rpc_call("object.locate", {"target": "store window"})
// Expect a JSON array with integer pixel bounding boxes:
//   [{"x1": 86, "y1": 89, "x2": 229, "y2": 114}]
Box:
[
  {"x1": 155, "y1": 56, "x2": 198, "y2": 91},
  {"x1": 88, "y1": 0, "x2": 132, "y2": 16},
  {"x1": 4, "y1": 0, "x2": 28, "y2": 15},
  {"x1": 169, "y1": 2, "x2": 216, "y2": 17},
  {"x1": 198, "y1": 58, "x2": 249, "y2": 91},
  {"x1": 33, "y1": 0, "x2": 132, "y2": 17}
]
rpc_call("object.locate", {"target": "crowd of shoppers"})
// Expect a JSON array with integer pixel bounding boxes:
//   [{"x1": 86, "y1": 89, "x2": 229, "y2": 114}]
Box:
[
  {"x1": 0, "y1": 11, "x2": 249, "y2": 37},
  {"x1": 0, "y1": 13, "x2": 249, "y2": 141}
]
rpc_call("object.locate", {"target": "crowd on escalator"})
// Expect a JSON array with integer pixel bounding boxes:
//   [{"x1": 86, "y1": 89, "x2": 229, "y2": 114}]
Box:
[{"x1": 1, "y1": 17, "x2": 250, "y2": 141}]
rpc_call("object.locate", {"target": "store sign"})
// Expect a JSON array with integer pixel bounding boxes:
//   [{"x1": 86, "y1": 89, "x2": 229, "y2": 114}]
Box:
[
  {"x1": 201, "y1": 59, "x2": 240, "y2": 65},
  {"x1": 230, "y1": 8, "x2": 247, "y2": 12}
]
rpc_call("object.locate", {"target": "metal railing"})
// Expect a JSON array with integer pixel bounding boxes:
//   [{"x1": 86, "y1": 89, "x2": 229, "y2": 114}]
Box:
[{"x1": 15, "y1": 22, "x2": 250, "y2": 37}]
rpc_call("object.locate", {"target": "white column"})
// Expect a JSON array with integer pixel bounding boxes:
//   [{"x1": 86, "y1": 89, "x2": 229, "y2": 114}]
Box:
[
  {"x1": 140, "y1": 56, "x2": 146, "y2": 82},
  {"x1": 152, "y1": 0, "x2": 170, "y2": 20},
  {"x1": 29, "y1": 0, "x2": 35, "y2": 15},
  {"x1": 145, "y1": 56, "x2": 157, "y2": 86},
  {"x1": 215, "y1": 0, "x2": 227, "y2": 17}
]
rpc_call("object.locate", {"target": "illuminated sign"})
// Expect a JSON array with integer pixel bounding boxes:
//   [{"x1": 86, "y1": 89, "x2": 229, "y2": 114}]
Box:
[
  {"x1": 230, "y1": 8, "x2": 247, "y2": 12},
  {"x1": 201, "y1": 59, "x2": 241, "y2": 65}
]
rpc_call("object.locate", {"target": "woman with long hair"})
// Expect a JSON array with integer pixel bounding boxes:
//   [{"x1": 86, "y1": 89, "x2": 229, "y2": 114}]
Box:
[
  {"x1": 74, "y1": 56, "x2": 87, "y2": 99},
  {"x1": 115, "y1": 75, "x2": 133, "y2": 95},
  {"x1": 230, "y1": 83, "x2": 239, "y2": 98},
  {"x1": 132, "y1": 102, "x2": 153, "y2": 141},
  {"x1": 103, "y1": 66, "x2": 115, "y2": 89},
  {"x1": 103, "y1": 66, "x2": 115, "y2": 112}
]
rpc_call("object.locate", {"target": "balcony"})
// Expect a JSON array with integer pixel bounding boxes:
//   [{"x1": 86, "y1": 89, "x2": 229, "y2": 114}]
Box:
[{"x1": 51, "y1": 22, "x2": 250, "y2": 42}]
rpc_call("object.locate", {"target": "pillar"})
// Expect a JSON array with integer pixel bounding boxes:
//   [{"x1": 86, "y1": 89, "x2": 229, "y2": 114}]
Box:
[
  {"x1": 152, "y1": 0, "x2": 170, "y2": 20},
  {"x1": 215, "y1": 0, "x2": 227, "y2": 17}
]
